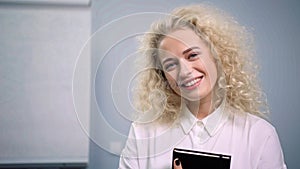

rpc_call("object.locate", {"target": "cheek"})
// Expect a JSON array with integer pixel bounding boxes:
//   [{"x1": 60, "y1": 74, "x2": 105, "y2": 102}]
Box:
[
  {"x1": 205, "y1": 60, "x2": 218, "y2": 86},
  {"x1": 164, "y1": 71, "x2": 179, "y2": 90},
  {"x1": 199, "y1": 56, "x2": 218, "y2": 85}
]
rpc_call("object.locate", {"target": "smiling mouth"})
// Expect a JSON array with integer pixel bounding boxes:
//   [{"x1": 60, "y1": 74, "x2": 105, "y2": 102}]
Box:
[{"x1": 180, "y1": 76, "x2": 204, "y2": 88}]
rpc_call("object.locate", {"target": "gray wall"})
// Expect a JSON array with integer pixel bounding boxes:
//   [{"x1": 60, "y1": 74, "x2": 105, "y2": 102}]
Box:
[{"x1": 90, "y1": 0, "x2": 300, "y2": 169}]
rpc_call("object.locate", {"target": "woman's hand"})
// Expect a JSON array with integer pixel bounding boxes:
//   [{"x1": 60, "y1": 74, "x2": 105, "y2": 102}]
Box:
[{"x1": 173, "y1": 158, "x2": 182, "y2": 169}]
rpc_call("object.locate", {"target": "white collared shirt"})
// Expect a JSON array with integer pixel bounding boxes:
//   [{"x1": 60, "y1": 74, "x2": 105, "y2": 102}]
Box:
[{"x1": 119, "y1": 104, "x2": 287, "y2": 169}]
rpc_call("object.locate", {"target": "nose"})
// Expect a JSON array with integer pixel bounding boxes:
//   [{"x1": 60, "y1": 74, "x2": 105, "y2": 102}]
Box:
[{"x1": 179, "y1": 59, "x2": 192, "y2": 79}]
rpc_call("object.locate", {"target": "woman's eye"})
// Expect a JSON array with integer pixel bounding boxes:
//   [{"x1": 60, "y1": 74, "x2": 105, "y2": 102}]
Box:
[
  {"x1": 164, "y1": 62, "x2": 177, "y2": 71},
  {"x1": 188, "y1": 53, "x2": 199, "y2": 59}
]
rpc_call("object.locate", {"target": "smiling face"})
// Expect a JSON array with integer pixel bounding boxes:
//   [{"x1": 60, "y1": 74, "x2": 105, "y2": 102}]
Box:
[{"x1": 158, "y1": 28, "x2": 218, "y2": 102}]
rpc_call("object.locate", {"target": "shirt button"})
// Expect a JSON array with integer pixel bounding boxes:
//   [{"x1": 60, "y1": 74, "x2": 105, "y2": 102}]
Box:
[{"x1": 197, "y1": 121, "x2": 203, "y2": 126}]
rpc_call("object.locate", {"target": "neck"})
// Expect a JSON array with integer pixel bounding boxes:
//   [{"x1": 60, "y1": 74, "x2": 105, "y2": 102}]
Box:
[{"x1": 185, "y1": 95, "x2": 214, "y2": 120}]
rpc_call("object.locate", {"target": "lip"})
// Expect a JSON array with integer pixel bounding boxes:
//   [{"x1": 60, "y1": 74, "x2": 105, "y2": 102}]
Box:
[{"x1": 179, "y1": 76, "x2": 204, "y2": 90}]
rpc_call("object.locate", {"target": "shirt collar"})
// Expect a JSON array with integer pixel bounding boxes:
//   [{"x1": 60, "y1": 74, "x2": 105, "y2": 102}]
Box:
[{"x1": 179, "y1": 101, "x2": 228, "y2": 137}]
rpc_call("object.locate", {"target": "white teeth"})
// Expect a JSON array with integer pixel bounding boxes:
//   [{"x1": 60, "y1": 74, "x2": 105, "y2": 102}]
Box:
[{"x1": 183, "y1": 78, "x2": 201, "y2": 87}]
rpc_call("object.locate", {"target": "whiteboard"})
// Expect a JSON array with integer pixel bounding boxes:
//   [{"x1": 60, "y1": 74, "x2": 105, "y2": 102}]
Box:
[{"x1": 0, "y1": 3, "x2": 90, "y2": 165}]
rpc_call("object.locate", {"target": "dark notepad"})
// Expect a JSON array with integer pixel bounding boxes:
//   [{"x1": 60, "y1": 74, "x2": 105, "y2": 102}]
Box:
[{"x1": 172, "y1": 148, "x2": 231, "y2": 169}]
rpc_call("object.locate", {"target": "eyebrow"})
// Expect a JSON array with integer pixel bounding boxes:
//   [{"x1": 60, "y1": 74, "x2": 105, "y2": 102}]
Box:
[{"x1": 182, "y1": 46, "x2": 201, "y2": 55}]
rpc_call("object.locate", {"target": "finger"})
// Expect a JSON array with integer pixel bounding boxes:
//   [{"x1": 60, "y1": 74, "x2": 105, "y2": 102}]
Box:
[{"x1": 173, "y1": 158, "x2": 182, "y2": 169}]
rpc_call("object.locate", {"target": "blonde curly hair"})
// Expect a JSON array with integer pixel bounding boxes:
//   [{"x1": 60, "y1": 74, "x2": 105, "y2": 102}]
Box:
[{"x1": 133, "y1": 4, "x2": 268, "y2": 123}]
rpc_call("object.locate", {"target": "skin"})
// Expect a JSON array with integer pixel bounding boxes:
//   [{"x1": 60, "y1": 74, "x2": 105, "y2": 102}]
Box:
[
  {"x1": 173, "y1": 158, "x2": 183, "y2": 169},
  {"x1": 159, "y1": 28, "x2": 218, "y2": 119}
]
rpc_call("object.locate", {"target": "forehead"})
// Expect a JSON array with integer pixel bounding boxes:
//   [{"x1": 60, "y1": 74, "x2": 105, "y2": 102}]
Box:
[{"x1": 159, "y1": 28, "x2": 203, "y2": 53}]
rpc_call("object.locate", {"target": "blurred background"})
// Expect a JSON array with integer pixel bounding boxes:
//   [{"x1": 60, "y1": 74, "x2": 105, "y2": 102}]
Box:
[{"x1": 0, "y1": 0, "x2": 299, "y2": 168}]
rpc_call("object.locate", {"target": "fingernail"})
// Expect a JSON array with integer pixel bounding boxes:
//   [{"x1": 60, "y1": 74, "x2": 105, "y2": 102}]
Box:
[{"x1": 175, "y1": 159, "x2": 180, "y2": 166}]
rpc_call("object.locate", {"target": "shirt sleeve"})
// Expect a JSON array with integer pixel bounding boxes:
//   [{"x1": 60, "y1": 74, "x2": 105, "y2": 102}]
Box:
[
  {"x1": 118, "y1": 124, "x2": 139, "y2": 169},
  {"x1": 257, "y1": 126, "x2": 287, "y2": 169}
]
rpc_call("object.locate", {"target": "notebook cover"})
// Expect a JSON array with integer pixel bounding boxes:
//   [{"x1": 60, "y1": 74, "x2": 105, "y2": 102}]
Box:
[{"x1": 172, "y1": 148, "x2": 231, "y2": 169}]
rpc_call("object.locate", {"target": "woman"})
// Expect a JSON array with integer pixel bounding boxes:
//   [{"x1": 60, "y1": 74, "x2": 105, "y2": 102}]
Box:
[{"x1": 119, "y1": 4, "x2": 287, "y2": 169}]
